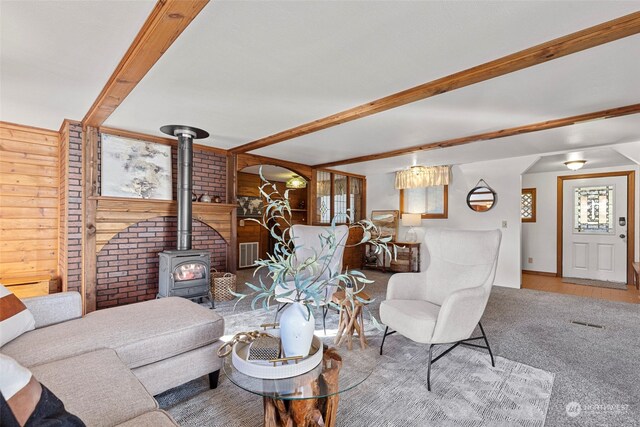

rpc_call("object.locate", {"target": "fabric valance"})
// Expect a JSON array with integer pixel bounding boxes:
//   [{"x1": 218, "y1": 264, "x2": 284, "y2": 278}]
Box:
[{"x1": 395, "y1": 165, "x2": 451, "y2": 190}]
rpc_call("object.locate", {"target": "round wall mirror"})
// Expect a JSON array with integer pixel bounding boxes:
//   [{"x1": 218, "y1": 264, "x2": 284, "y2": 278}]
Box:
[{"x1": 467, "y1": 185, "x2": 497, "y2": 212}]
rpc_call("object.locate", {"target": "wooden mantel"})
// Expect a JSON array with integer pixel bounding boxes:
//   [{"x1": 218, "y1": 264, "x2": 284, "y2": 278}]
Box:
[{"x1": 94, "y1": 196, "x2": 236, "y2": 252}]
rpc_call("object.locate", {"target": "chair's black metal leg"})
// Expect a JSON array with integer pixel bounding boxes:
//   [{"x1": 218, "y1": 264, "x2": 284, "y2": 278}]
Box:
[
  {"x1": 208, "y1": 370, "x2": 220, "y2": 389},
  {"x1": 478, "y1": 321, "x2": 495, "y2": 367},
  {"x1": 431, "y1": 342, "x2": 459, "y2": 364},
  {"x1": 380, "y1": 326, "x2": 389, "y2": 355},
  {"x1": 322, "y1": 306, "x2": 328, "y2": 335},
  {"x1": 427, "y1": 344, "x2": 433, "y2": 392}
]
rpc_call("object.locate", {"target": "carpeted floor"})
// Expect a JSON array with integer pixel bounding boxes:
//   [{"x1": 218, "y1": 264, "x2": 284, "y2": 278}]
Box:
[
  {"x1": 159, "y1": 307, "x2": 554, "y2": 426},
  {"x1": 160, "y1": 270, "x2": 639, "y2": 426},
  {"x1": 562, "y1": 277, "x2": 628, "y2": 290}
]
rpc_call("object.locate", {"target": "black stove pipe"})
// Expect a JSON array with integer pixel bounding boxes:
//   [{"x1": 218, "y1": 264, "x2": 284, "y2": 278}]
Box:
[{"x1": 160, "y1": 125, "x2": 209, "y2": 251}]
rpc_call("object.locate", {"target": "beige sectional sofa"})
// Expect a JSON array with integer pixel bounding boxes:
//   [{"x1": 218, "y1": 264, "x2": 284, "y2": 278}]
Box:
[{"x1": 1, "y1": 292, "x2": 224, "y2": 426}]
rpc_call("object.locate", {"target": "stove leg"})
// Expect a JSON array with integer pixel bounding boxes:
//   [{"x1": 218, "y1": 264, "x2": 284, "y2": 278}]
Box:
[{"x1": 209, "y1": 370, "x2": 220, "y2": 389}]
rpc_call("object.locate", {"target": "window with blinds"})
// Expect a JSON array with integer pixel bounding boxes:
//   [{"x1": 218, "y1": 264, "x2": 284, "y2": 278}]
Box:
[{"x1": 399, "y1": 185, "x2": 448, "y2": 219}]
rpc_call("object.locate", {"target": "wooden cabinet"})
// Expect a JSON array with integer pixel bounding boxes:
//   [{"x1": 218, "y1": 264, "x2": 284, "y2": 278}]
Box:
[
  {"x1": 343, "y1": 227, "x2": 364, "y2": 270},
  {"x1": 1, "y1": 275, "x2": 51, "y2": 299},
  {"x1": 236, "y1": 172, "x2": 309, "y2": 268}
]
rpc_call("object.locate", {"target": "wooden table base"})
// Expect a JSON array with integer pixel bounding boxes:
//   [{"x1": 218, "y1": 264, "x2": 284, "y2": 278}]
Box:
[
  {"x1": 264, "y1": 348, "x2": 342, "y2": 427},
  {"x1": 333, "y1": 290, "x2": 369, "y2": 350}
]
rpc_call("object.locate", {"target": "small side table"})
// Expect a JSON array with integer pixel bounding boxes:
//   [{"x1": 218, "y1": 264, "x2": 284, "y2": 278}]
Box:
[
  {"x1": 332, "y1": 290, "x2": 370, "y2": 350},
  {"x1": 366, "y1": 241, "x2": 421, "y2": 272},
  {"x1": 392, "y1": 241, "x2": 421, "y2": 272}
]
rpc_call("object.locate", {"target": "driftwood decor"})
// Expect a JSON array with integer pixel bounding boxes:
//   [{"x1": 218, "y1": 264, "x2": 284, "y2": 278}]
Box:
[
  {"x1": 333, "y1": 290, "x2": 369, "y2": 351},
  {"x1": 264, "y1": 347, "x2": 343, "y2": 427}
]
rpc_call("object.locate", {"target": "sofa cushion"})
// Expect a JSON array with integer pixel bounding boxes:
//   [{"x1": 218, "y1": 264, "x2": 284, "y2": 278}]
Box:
[
  {"x1": 133, "y1": 341, "x2": 223, "y2": 396},
  {"x1": 31, "y1": 349, "x2": 157, "y2": 427},
  {"x1": 116, "y1": 410, "x2": 178, "y2": 427},
  {"x1": 2, "y1": 297, "x2": 224, "y2": 369},
  {"x1": 379, "y1": 299, "x2": 440, "y2": 344}
]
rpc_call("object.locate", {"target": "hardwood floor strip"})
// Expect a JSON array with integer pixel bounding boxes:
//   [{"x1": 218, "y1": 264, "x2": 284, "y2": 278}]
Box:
[{"x1": 522, "y1": 273, "x2": 639, "y2": 304}]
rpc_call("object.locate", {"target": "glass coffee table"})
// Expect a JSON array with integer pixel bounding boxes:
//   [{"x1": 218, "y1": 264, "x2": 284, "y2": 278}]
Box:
[{"x1": 223, "y1": 335, "x2": 380, "y2": 427}]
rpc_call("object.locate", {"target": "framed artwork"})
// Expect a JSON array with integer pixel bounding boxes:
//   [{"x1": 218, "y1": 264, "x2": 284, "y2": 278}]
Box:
[
  {"x1": 101, "y1": 133, "x2": 172, "y2": 200},
  {"x1": 370, "y1": 210, "x2": 399, "y2": 240},
  {"x1": 237, "y1": 195, "x2": 263, "y2": 218}
]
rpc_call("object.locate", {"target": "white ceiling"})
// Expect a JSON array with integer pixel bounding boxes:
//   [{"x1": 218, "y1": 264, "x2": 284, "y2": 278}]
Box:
[
  {"x1": 101, "y1": 0, "x2": 640, "y2": 171},
  {"x1": 256, "y1": 36, "x2": 640, "y2": 168},
  {"x1": 525, "y1": 147, "x2": 637, "y2": 174},
  {"x1": 0, "y1": 0, "x2": 155, "y2": 130},
  {"x1": 336, "y1": 114, "x2": 640, "y2": 176},
  {"x1": 2, "y1": 1, "x2": 639, "y2": 173}
]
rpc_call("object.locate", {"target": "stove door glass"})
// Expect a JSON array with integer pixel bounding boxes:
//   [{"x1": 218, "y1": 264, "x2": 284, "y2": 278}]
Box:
[{"x1": 173, "y1": 262, "x2": 207, "y2": 282}]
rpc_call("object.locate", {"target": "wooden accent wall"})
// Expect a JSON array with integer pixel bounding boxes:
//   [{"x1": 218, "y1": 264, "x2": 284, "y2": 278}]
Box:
[
  {"x1": 237, "y1": 153, "x2": 312, "y2": 181},
  {"x1": 0, "y1": 122, "x2": 59, "y2": 282},
  {"x1": 237, "y1": 172, "x2": 309, "y2": 267},
  {"x1": 95, "y1": 197, "x2": 235, "y2": 251},
  {"x1": 237, "y1": 172, "x2": 269, "y2": 262}
]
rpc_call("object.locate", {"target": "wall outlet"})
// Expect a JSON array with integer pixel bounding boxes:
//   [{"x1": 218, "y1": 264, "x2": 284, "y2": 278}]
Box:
[
  {"x1": 528, "y1": 257, "x2": 533, "y2": 264},
  {"x1": 502, "y1": 220, "x2": 508, "y2": 228},
  {"x1": 239, "y1": 219, "x2": 245, "y2": 227}
]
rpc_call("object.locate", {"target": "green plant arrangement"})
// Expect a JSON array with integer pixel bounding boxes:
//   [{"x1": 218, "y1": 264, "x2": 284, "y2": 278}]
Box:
[{"x1": 233, "y1": 170, "x2": 397, "y2": 317}]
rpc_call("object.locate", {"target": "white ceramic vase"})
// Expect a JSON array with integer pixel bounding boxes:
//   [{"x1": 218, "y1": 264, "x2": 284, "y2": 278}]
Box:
[{"x1": 279, "y1": 302, "x2": 315, "y2": 358}]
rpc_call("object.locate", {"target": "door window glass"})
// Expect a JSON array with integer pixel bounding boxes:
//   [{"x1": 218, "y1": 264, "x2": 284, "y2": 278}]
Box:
[{"x1": 573, "y1": 185, "x2": 614, "y2": 233}]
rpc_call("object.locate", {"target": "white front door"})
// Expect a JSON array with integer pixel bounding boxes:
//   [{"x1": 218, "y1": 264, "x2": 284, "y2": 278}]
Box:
[{"x1": 562, "y1": 176, "x2": 627, "y2": 282}]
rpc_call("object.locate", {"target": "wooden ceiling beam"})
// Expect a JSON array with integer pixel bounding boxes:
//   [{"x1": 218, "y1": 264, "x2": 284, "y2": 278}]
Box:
[
  {"x1": 82, "y1": 0, "x2": 209, "y2": 128},
  {"x1": 230, "y1": 11, "x2": 640, "y2": 154},
  {"x1": 313, "y1": 103, "x2": 640, "y2": 168}
]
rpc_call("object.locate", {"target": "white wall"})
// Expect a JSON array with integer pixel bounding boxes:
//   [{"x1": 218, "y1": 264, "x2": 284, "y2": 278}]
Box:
[
  {"x1": 522, "y1": 164, "x2": 640, "y2": 274},
  {"x1": 367, "y1": 155, "x2": 538, "y2": 289}
]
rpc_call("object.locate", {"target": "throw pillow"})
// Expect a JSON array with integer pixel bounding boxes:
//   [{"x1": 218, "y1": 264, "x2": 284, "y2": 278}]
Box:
[{"x1": 0, "y1": 285, "x2": 36, "y2": 347}]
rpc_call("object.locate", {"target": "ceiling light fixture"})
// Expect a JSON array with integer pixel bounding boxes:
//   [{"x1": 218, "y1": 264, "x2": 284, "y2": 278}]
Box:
[
  {"x1": 286, "y1": 175, "x2": 307, "y2": 189},
  {"x1": 564, "y1": 160, "x2": 587, "y2": 171}
]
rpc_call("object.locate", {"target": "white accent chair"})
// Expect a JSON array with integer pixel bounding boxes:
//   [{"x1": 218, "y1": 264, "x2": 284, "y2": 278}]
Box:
[
  {"x1": 274, "y1": 224, "x2": 350, "y2": 332},
  {"x1": 379, "y1": 228, "x2": 502, "y2": 391}
]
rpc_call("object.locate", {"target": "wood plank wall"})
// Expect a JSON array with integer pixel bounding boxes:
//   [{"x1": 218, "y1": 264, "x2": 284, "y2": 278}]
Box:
[{"x1": 0, "y1": 122, "x2": 60, "y2": 281}]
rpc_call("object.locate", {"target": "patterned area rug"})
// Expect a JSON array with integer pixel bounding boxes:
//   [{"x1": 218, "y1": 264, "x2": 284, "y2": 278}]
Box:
[
  {"x1": 562, "y1": 277, "x2": 627, "y2": 290},
  {"x1": 158, "y1": 308, "x2": 554, "y2": 426}
]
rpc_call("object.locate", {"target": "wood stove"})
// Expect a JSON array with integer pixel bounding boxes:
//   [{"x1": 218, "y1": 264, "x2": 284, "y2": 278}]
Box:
[
  {"x1": 157, "y1": 125, "x2": 212, "y2": 302},
  {"x1": 158, "y1": 250, "x2": 210, "y2": 298}
]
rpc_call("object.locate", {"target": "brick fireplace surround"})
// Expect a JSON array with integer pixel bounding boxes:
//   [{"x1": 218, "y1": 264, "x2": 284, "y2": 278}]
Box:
[
  {"x1": 96, "y1": 217, "x2": 226, "y2": 309},
  {"x1": 63, "y1": 124, "x2": 228, "y2": 309}
]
